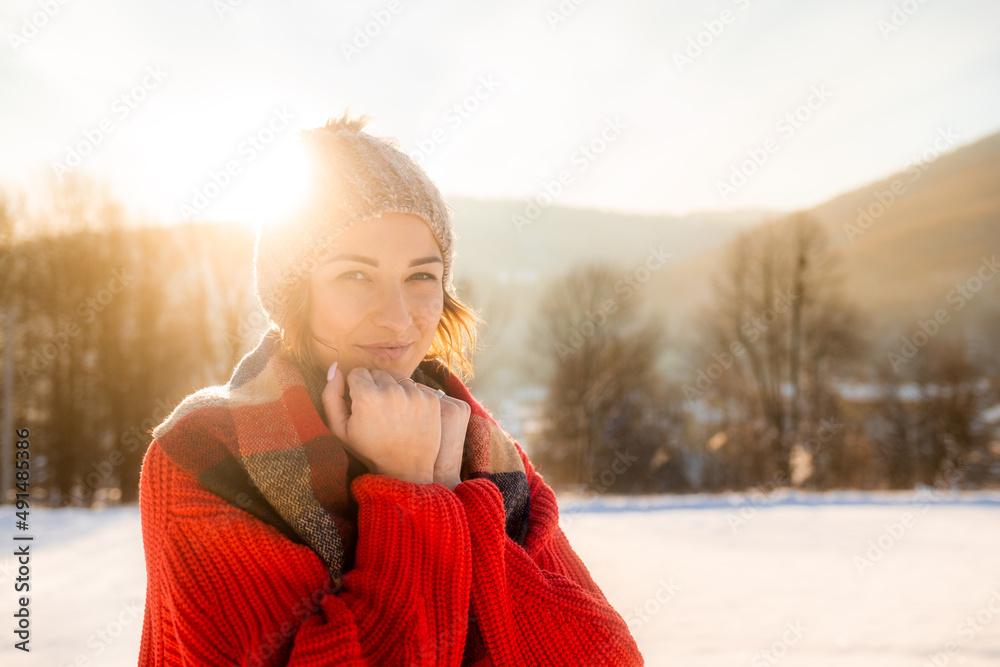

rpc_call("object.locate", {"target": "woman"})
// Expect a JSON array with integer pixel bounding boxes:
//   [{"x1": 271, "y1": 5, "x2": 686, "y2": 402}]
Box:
[{"x1": 137, "y1": 112, "x2": 644, "y2": 666}]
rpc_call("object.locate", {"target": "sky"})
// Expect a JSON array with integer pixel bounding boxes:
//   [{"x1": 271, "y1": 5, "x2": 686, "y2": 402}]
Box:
[{"x1": 1, "y1": 0, "x2": 999, "y2": 228}]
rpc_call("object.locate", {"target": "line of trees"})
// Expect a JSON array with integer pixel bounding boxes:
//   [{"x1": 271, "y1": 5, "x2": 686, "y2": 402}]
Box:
[
  {"x1": 1, "y1": 177, "x2": 998, "y2": 505},
  {"x1": 1, "y1": 175, "x2": 262, "y2": 505},
  {"x1": 528, "y1": 213, "x2": 1000, "y2": 493}
]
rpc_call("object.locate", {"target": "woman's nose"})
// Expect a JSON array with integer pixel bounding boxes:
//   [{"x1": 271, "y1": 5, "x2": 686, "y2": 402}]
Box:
[{"x1": 371, "y1": 284, "x2": 413, "y2": 331}]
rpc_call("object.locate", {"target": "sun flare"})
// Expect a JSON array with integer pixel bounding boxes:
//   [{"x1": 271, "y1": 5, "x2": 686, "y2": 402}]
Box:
[{"x1": 208, "y1": 136, "x2": 312, "y2": 230}]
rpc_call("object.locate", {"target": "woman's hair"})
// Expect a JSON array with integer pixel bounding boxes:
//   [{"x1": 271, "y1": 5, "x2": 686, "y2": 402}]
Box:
[{"x1": 271, "y1": 274, "x2": 483, "y2": 383}]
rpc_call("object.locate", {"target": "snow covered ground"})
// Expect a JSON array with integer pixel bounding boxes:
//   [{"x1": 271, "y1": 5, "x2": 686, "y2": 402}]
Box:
[{"x1": 1, "y1": 489, "x2": 999, "y2": 666}]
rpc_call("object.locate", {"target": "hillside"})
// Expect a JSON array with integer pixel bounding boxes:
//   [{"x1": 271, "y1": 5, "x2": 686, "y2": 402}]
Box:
[
  {"x1": 445, "y1": 199, "x2": 777, "y2": 398},
  {"x1": 811, "y1": 130, "x2": 1000, "y2": 328},
  {"x1": 448, "y1": 197, "x2": 773, "y2": 282},
  {"x1": 651, "y1": 129, "x2": 1000, "y2": 345}
]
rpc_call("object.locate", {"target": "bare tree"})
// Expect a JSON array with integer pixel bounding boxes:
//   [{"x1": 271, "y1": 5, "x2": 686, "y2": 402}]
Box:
[
  {"x1": 528, "y1": 261, "x2": 679, "y2": 493},
  {"x1": 5, "y1": 171, "x2": 266, "y2": 505},
  {"x1": 689, "y1": 212, "x2": 867, "y2": 487}
]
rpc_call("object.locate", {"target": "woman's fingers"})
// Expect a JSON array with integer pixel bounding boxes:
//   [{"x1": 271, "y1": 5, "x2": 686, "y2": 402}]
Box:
[
  {"x1": 348, "y1": 367, "x2": 378, "y2": 393},
  {"x1": 320, "y1": 363, "x2": 349, "y2": 443},
  {"x1": 323, "y1": 367, "x2": 462, "y2": 485},
  {"x1": 325, "y1": 367, "x2": 442, "y2": 483},
  {"x1": 364, "y1": 370, "x2": 426, "y2": 397},
  {"x1": 365, "y1": 368, "x2": 396, "y2": 389},
  {"x1": 434, "y1": 395, "x2": 470, "y2": 490}
]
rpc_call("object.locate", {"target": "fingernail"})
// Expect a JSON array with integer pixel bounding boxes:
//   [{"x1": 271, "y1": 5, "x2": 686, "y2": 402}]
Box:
[{"x1": 327, "y1": 361, "x2": 338, "y2": 381}]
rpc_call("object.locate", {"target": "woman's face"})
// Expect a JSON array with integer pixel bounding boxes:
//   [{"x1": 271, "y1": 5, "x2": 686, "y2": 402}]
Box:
[{"x1": 308, "y1": 212, "x2": 445, "y2": 380}]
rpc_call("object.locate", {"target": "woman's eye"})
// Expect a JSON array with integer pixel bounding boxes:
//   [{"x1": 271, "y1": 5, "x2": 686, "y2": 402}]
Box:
[{"x1": 333, "y1": 271, "x2": 438, "y2": 282}]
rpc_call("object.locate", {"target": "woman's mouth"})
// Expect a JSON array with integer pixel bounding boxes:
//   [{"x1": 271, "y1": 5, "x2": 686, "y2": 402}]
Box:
[{"x1": 357, "y1": 343, "x2": 411, "y2": 362}]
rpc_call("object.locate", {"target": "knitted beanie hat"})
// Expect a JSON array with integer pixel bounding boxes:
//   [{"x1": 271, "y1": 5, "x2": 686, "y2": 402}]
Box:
[{"x1": 254, "y1": 111, "x2": 456, "y2": 326}]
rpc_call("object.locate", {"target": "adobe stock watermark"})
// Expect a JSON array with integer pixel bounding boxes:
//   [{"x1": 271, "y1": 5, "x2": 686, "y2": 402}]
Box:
[
  {"x1": 673, "y1": 0, "x2": 753, "y2": 72},
  {"x1": 214, "y1": 0, "x2": 249, "y2": 20},
  {"x1": 188, "y1": 498, "x2": 260, "y2": 562},
  {"x1": 852, "y1": 510, "x2": 922, "y2": 575},
  {"x1": 410, "y1": 75, "x2": 501, "y2": 165},
  {"x1": 511, "y1": 116, "x2": 628, "y2": 233},
  {"x1": 851, "y1": 467, "x2": 968, "y2": 576},
  {"x1": 62, "y1": 600, "x2": 144, "y2": 665},
  {"x1": 248, "y1": 587, "x2": 329, "y2": 667},
  {"x1": 18, "y1": 267, "x2": 136, "y2": 382},
  {"x1": 179, "y1": 106, "x2": 295, "y2": 220},
  {"x1": 878, "y1": 0, "x2": 931, "y2": 40},
  {"x1": 750, "y1": 620, "x2": 808, "y2": 666},
  {"x1": 58, "y1": 395, "x2": 183, "y2": 506},
  {"x1": 28, "y1": 392, "x2": 180, "y2": 507},
  {"x1": 842, "y1": 127, "x2": 959, "y2": 244},
  {"x1": 227, "y1": 306, "x2": 272, "y2": 349},
  {"x1": 340, "y1": 0, "x2": 403, "y2": 63},
  {"x1": 716, "y1": 84, "x2": 832, "y2": 202},
  {"x1": 682, "y1": 288, "x2": 797, "y2": 399},
  {"x1": 545, "y1": 0, "x2": 589, "y2": 30},
  {"x1": 726, "y1": 419, "x2": 845, "y2": 532},
  {"x1": 585, "y1": 448, "x2": 640, "y2": 494},
  {"x1": 625, "y1": 577, "x2": 681, "y2": 636},
  {"x1": 922, "y1": 585, "x2": 1000, "y2": 667},
  {"x1": 7, "y1": 0, "x2": 73, "y2": 52},
  {"x1": 725, "y1": 470, "x2": 788, "y2": 534},
  {"x1": 51, "y1": 65, "x2": 168, "y2": 182},
  {"x1": 555, "y1": 246, "x2": 672, "y2": 360},
  {"x1": 558, "y1": 445, "x2": 641, "y2": 532},
  {"x1": 886, "y1": 253, "x2": 999, "y2": 372}
]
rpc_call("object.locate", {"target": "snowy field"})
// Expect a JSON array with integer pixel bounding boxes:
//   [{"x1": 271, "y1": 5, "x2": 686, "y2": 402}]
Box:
[{"x1": 1, "y1": 489, "x2": 999, "y2": 666}]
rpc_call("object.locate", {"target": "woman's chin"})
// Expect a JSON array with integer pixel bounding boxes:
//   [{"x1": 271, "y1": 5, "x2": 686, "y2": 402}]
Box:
[
  {"x1": 356, "y1": 344, "x2": 422, "y2": 374},
  {"x1": 365, "y1": 359, "x2": 416, "y2": 378},
  {"x1": 328, "y1": 356, "x2": 400, "y2": 379}
]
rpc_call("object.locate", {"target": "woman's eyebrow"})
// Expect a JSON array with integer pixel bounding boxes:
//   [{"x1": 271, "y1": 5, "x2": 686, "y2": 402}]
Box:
[
  {"x1": 321, "y1": 253, "x2": 443, "y2": 268},
  {"x1": 322, "y1": 253, "x2": 376, "y2": 267},
  {"x1": 408, "y1": 256, "x2": 443, "y2": 267}
]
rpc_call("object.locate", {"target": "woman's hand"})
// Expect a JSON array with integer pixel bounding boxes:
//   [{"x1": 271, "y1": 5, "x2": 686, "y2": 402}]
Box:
[
  {"x1": 322, "y1": 363, "x2": 441, "y2": 485},
  {"x1": 434, "y1": 395, "x2": 471, "y2": 491}
]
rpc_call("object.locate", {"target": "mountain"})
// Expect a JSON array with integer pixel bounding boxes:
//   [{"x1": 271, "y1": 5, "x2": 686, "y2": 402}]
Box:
[
  {"x1": 648, "y1": 128, "x2": 1000, "y2": 343},
  {"x1": 448, "y1": 197, "x2": 774, "y2": 284},
  {"x1": 445, "y1": 199, "x2": 777, "y2": 397},
  {"x1": 810, "y1": 129, "x2": 1000, "y2": 328}
]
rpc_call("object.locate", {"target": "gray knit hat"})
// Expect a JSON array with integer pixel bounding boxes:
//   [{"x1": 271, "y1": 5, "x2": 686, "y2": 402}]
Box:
[{"x1": 254, "y1": 111, "x2": 456, "y2": 326}]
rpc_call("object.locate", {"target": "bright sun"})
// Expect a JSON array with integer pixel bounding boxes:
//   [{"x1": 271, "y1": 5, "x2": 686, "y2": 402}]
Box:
[
  {"x1": 180, "y1": 134, "x2": 307, "y2": 232},
  {"x1": 108, "y1": 109, "x2": 315, "y2": 230},
  {"x1": 200, "y1": 137, "x2": 313, "y2": 230}
]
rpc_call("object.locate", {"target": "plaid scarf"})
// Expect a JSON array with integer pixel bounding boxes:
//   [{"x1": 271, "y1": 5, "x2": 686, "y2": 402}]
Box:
[{"x1": 150, "y1": 327, "x2": 531, "y2": 592}]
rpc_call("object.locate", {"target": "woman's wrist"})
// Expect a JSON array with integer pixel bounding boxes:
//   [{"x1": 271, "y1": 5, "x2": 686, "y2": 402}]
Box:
[
  {"x1": 435, "y1": 474, "x2": 461, "y2": 491},
  {"x1": 374, "y1": 467, "x2": 434, "y2": 485}
]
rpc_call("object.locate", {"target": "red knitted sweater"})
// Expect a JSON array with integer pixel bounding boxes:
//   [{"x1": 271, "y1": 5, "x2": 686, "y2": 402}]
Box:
[{"x1": 137, "y1": 433, "x2": 644, "y2": 665}]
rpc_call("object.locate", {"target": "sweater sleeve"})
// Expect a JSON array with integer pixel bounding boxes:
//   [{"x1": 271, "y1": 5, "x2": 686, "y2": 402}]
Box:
[
  {"x1": 138, "y1": 441, "x2": 472, "y2": 667},
  {"x1": 452, "y1": 441, "x2": 644, "y2": 667}
]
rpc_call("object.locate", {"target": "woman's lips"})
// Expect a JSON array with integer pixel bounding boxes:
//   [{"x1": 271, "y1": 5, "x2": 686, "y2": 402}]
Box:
[{"x1": 357, "y1": 343, "x2": 411, "y2": 362}]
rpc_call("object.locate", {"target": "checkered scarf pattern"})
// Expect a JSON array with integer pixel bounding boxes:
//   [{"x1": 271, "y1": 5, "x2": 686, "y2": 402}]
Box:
[{"x1": 150, "y1": 327, "x2": 531, "y2": 590}]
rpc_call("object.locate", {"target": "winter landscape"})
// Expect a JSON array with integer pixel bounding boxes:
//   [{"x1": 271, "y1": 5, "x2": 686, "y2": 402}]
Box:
[
  {"x1": 2, "y1": 489, "x2": 999, "y2": 666},
  {"x1": 3, "y1": 1, "x2": 1000, "y2": 666}
]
